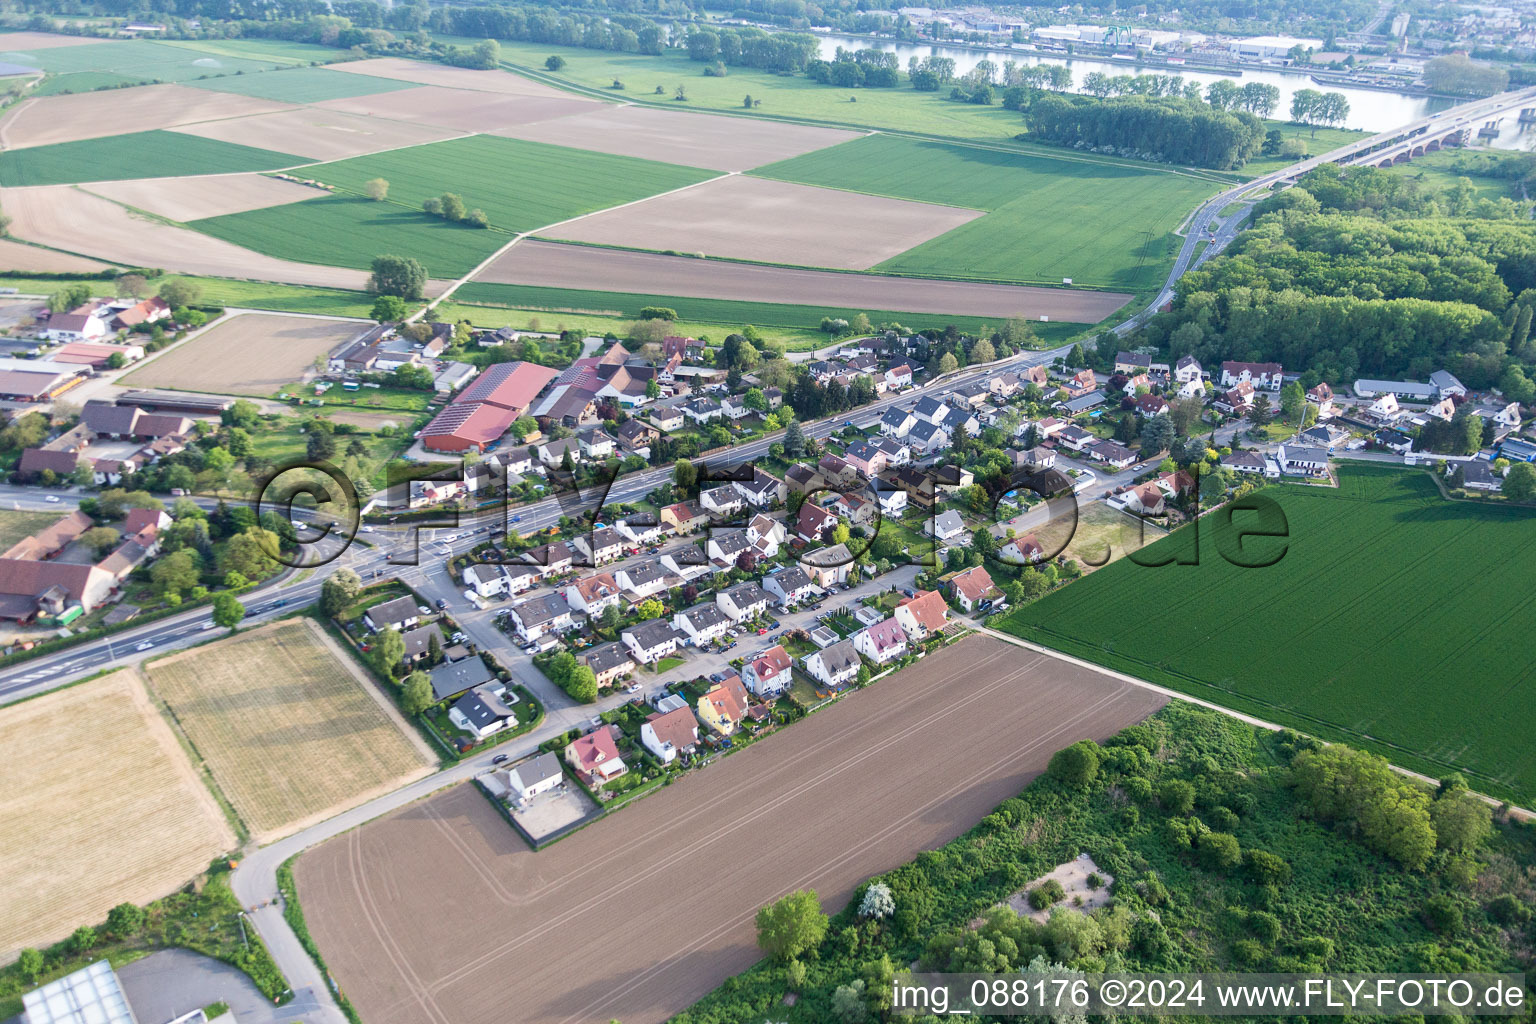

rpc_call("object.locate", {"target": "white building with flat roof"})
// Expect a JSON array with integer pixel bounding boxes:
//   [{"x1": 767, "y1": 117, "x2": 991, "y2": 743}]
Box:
[
  {"x1": 24, "y1": 961, "x2": 137, "y2": 1024},
  {"x1": 1229, "y1": 34, "x2": 1322, "y2": 58}
]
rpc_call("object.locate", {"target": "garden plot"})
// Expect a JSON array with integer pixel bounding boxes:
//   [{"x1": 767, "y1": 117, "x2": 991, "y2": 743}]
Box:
[{"x1": 544, "y1": 174, "x2": 980, "y2": 270}]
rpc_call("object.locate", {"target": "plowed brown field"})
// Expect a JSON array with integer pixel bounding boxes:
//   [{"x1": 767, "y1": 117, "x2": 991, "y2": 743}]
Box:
[{"x1": 294, "y1": 636, "x2": 1165, "y2": 1024}]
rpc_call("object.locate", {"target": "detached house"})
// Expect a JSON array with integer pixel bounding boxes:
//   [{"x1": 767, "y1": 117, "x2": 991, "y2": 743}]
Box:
[
  {"x1": 734, "y1": 468, "x2": 786, "y2": 508},
  {"x1": 884, "y1": 362, "x2": 914, "y2": 390},
  {"x1": 853, "y1": 617, "x2": 907, "y2": 664},
  {"x1": 364, "y1": 595, "x2": 420, "y2": 633},
  {"x1": 565, "y1": 726, "x2": 627, "y2": 784},
  {"x1": 717, "y1": 581, "x2": 770, "y2": 623},
  {"x1": 641, "y1": 706, "x2": 701, "y2": 764},
  {"x1": 946, "y1": 565, "x2": 999, "y2": 612},
  {"x1": 894, "y1": 589, "x2": 949, "y2": 640},
  {"x1": 507, "y1": 592, "x2": 573, "y2": 641},
  {"x1": 660, "y1": 500, "x2": 709, "y2": 535},
  {"x1": 700, "y1": 484, "x2": 745, "y2": 518},
  {"x1": 622, "y1": 618, "x2": 683, "y2": 664},
  {"x1": 796, "y1": 503, "x2": 839, "y2": 543},
  {"x1": 1220, "y1": 361, "x2": 1282, "y2": 391},
  {"x1": 672, "y1": 601, "x2": 731, "y2": 647},
  {"x1": 697, "y1": 674, "x2": 751, "y2": 736},
  {"x1": 880, "y1": 408, "x2": 917, "y2": 438},
  {"x1": 1174, "y1": 355, "x2": 1203, "y2": 384},
  {"x1": 741, "y1": 644, "x2": 794, "y2": 696},
  {"x1": 575, "y1": 526, "x2": 625, "y2": 566},
  {"x1": 1001, "y1": 533, "x2": 1044, "y2": 564},
  {"x1": 804, "y1": 638, "x2": 861, "y2": 688},
  {"x1": 566, "y1": 572, "x2": 622, "y2": 616},
  {"x1": 581, "y1": 641, "x2": 636, "y2": 688},
  {"x1": 764, "y1": 566, "x2": 817, "y2": 608},
  {"x1": 614, "y1": 560, "x2": 669, "y2": 599}
]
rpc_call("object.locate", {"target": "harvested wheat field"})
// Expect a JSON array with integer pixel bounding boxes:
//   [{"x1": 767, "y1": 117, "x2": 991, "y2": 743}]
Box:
[
  {"x1": 145, "y1": 619, "x2": 435, "y2": 842},
  {"x1": 0, "y1": 236, "x2": 114, "y2": 272},
  {"x1": 325, "y1": 57, "x2": 574, "y2": 96},
  {"x1": 125, "y1": 312, "x2": 365, "y2": 395},
  {"x1": 86, "y1": 172, "x2": 319, "y2": 222},
  {"x1": 174, "y1": 107, "x2": 465, "y2": 162},
  {"x1": 1, "y1": 184, "x2": 373, "y2": 289},
  {"x1": 495, "y1": 105, "x2": 861, "y2": 173},
  {"x1": 545, "y1": 174, "x2": 979, "y2": 269},
  {"x1": 478, "y1": 240, "x2": 1133, "y2": 322},
  {"x1": 317, "y1": 85, "x2": 599, "y2": 134},
  {"x1": 0, "y1": 83, "x2": 292, "y2": 149},
  {"x1": 295, "y1": 636, "x2": 1165, "y2": 1024},
  {"x1": 0, "y1": 670, "x2": 235, "y2": 961}
]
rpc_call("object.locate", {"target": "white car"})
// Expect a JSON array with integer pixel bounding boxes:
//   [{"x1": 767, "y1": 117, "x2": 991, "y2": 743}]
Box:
[
  {"x1": 200, "y1": 621, "x2": 216, "y2": 631},
  {"x1": 44, "y1": 495, "x2": 61, "y2": 503},
  {"x1": 135, "y1": 641, "x2": 154, "y2": 651}
]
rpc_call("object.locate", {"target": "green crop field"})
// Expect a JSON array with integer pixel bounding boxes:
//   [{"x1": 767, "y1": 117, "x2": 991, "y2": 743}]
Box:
[
  {"x1": 755, "y1": 134, "x2": 1219, "y2": 291},
  {"x1": 28, "y1": 70, "x2": 141, "y2": 95},
  {"x1": 997, "y1": 465, "x2": 1536, "y2": 803},
  {"x1": 186, "y1": 65, "x2": 418, "y2": 103},
  {"x1": 191, "y1": 195, "x2": 505, "y2": 278},
  {"x1": 0, "y1": 38, "x2": 284, "y2": 82},
  {"x1": 450, "y1": 281, "x2": 1081, "y2": 345},
  {"x1": 0, "y1": 130, "x2": 307, "y2": 186},
  {"x1": 297, "y1": 134, "x2": 718, "y2": 234}
]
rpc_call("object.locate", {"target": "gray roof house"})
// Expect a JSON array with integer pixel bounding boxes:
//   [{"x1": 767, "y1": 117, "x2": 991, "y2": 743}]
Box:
[{"x1": 429, "y1": 657, "x2": 497, "y2": 701}]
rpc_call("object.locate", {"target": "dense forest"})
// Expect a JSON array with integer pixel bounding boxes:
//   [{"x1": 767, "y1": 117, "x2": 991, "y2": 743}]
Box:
[
  {"x1": 1023, "y1": 94, "x2": 1267, "y2": 170},
  {"x1": 676, "y1": 701, "x2": 1536, "y2": 1023},
  {"x1": 1142, "y1": 164, "x2": 1536, "y2": 396}
]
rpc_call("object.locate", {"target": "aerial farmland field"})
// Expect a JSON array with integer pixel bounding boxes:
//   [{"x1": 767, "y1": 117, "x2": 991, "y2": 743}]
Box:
[
  {"x1": 755, "y1": 134, "x2": 1222, "y2": 291},
  {"x1": 0, "y1": 129, "x2": 306, "y2": 186},
  {"x1": 144, "y1": 619, "x2": 435, "y2": 841},
  {"x1": 0, "y1": 670, "x2": 235, "y2": 960},
  {"x1": 123, "y1": 312, "x2": 365, "y2": 395},
  {"x1": 295, "y1": 133, "x2": 719, "y2": 232},
  {"x1": 998, "y1": 465, "x2": 1536, "y2": 802},
  {"x1": 185, "y1": 64, "x2": 420, "y2": 103}
]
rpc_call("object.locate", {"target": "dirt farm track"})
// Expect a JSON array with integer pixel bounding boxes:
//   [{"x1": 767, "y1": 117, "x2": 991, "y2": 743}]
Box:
[{"x1": 295, "y1": 636, "x2": 1165, "y2": 1024}]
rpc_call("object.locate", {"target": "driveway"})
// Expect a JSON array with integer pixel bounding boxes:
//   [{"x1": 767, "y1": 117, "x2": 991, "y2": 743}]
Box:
[{"x1": 117, "y1": 949, "x2": 330, "y2": 1024}]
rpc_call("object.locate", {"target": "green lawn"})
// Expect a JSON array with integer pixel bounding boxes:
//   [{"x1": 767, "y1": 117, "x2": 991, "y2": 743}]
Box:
[
  {"x1": 754, "y1": 134, "x2": 1220, "y2": 292},
  {"x1": 0, "y1": 130, "x2": 307, "y2": 186},
  {"x1": 0, "y1": 509, "x2": 63, "y2": 550},
  {"x1": 29, "y1": 70, "x2": 144, "y2": 94},
  {"x1": 296, "y1": 134, "x2": 719, "y2": 234},
  {"x1": 185, "y1": 65, "x2": 418, "y2": 103},
  {"x1": 1382, "y1": 148, "x2": 1521, "y2": 202},
  {"x1": 997, "y1": 465, "x2": 1536, "y2": 804},
  {"x1": 190, "y1": 195, "x2": 505, "y2": 278},
  {"x1": 1240, "y1": 122, "x2": 1372, "y2": 176},
  {"x1": 0, "y1": 270, "x2": 382, "y2": 318},
  {"x1": 447, "y1": 282, "x2": 1082, "y2": 346},
  {"x1": 434, "y1": 299, "x2": 827, "y2": 351}
]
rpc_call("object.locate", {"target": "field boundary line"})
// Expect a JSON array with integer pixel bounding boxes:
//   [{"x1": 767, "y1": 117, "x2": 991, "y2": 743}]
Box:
[
  {"x1": 973, "y1": 621, "x2": 1536, "y2": 822},
  {"x1": 421, "y1": 169, "x2": 735, "y2": 319}
]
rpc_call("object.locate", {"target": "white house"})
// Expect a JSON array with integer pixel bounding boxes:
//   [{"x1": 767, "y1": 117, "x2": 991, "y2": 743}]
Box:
[
  {"x1": 1277, "y1": 444, "x2": 1329, "y2": 477},
  {"x1": 763, "y1": 566, "x2": 817, "y2": 608},
  {"x1": 746, "y1": 513, "x2": 786, "y2": 557},
  {"x1": 884, "y1": 363, "x2": 914, "y2": 390},
  {"x1": 1368, "y1": 392, "x2": 1402, "y2": 422},
  {"x1": 672, "y1": 601, "x2": 732, "y2": 646},
  {"x1": 1220, "y1": 360, "x2": 1282, "y2": 391},
  {"x1": 876, "y1": 486, "x2": 908, "y2": 516},
  {"x1": 507, "y1": 592, "x2": 573, "y2": 641},
  {"x1": 700, "y1": 484, "x2": 746, "y2": 518},
  {"x1": 506, "y1": 752, "x2": 564, "y2": 804},
  {"x1": 617, "y1": 515, "x2": 664, "y2": 545},
  {"x1": 706, "y1": 529, "x2": 752, "y2": 566},
  {"x1": 614, "y1": 560, "x2": 668, "y2": 599},
  {"x1": 913, "y1": 395, "x2": 950, "y2": 425},
  {"x1": 880, "y1": 408, "x2": 916, "y2": 438},
  {"x1": 734, "y1": 468, "x2": 786, "y2": 508},
  {"x1": 575, "y1": 526, "x2": 624, "y2": 565},
  {"x1": 622, "y1": 618, "x2": 683, "y2": 664},
  {"x1": 448, "y1": 685, "x2": 518, "y2": 739},
  {"x1": 741, "y1": 645, "x2": 794, "y2": 696},
  {"x1": 640, "y1": 706, "x2": 700, "y2": 764},
  {"x1": 853, "y1": 617, "x2": 907, "y2": 664},
  {"x1": 1174, "y1": 354, "x2": 1203, "y2": 384},
  {"x1": 717, "y1": 581, "x2": 770, "y2": 623},
  {"x1": 925, "y1": 509, "x2": 967, "y2": 542},
  {"x1": 565, "y1": 572, "x2": 622, "y2": 616},
  {"x1": 803, "y1": 638, "x2": 861, "y2": 688}
]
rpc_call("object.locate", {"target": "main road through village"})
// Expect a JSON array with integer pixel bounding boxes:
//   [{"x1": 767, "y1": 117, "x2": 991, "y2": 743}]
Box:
[{"x1": 7, "y1": 84, "x2": 1532, "y2": 1024}]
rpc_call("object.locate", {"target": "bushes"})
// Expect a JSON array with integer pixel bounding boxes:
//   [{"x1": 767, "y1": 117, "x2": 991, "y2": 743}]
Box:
[
  {"x1": 1048, "y1": 740, "x2": 1100, "y2": 789},
  {"x1": 1290, "y1": 745, "x2": 1436, "y2": 869},
  {"x1": 1028, "y1": 879, "x2": 1065, "y2": 909}
]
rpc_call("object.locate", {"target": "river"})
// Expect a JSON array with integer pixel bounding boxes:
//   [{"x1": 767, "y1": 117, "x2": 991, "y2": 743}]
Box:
[{"x1": 815, "y1": 31, "x2": 1536, "y2": 144}]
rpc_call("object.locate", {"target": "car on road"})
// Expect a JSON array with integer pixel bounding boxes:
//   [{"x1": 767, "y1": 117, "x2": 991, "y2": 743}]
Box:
[
  {"x1": 44, "y1": 495, "x2": 61, "y2": 503},
  {"x1": 272, "y1": 599, "x2": 288, "y2": 608},
  {"x1": 491, "y1": 754, "x2": 510, "y2": 765},
  {"x1": 511, "y1": 515, "x2": 522, "y2": 523},
  {"x1": 200, "y1": 621, "x2": 215, "y2": 631},
  {"x1": 757, "y1": 627, "x2": 768, "y2": 635},
  {"x1": 624, "y1": 683, "x2": 641, "y2": 694},
  {"x1": 436, "y1": 597, "x2": 448, "y2": 609},
  {"x1": 135, "y1": 641, "x2": 154, "y2": 651}
]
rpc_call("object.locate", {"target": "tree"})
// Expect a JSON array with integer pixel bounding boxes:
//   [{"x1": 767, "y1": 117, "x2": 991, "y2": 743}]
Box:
[
  {"x1": 402, "y1": 671, "x2": 434, "y2": 716},
  {"x1": 1504, "y1": 462, "x2": 1536, "y2": 501},
  {"x1": 784, "y1": 418, "x2": 806, "y2": 457},
  {"x1": 1049, "y1": 741, "x2": 1100, "y2": 788},
  {"x1": 1139, "y1": 416, "x2": 1175, "y2": 456},
  {"x1": 79, "y1": 526, "x2": 120, "y2": 556},
  {"x1": 567, "y1": 664, "x2": 598, "y2": 702},
  {"x1": 1280, "y1": 381, "x2": 1305, "y2": 422},
  {"x1": 68, "y1": 926, "x2": 97, "y2": 954},
  {"x1": 831, "y1": 981, "x2": 870, "y2": 1024},
  {"x1": 1198, "y1": 831, "x2": 1242, "y2": 870},
  {"x1": 16, "y1": 948, "x2": 43, "y2": 982},
  {"x1": 368, "y1": 254, "x2": 427, "y2": 300},
  {"x1": 971, "y1": 338, "x2": 996, "y2": 363},
  {"x1": 372, "y1": 627, "x2": 406, "y2": 679},
  {"x1": 466, "y1": 208, "x2": 489, "y2": 228},
  {"x1": 115, "y1": 273, "x2": 147, "y2": 298},
  {"x1": 320, "y1": 568, "x2": 361, "y2": 616},
  {"x1": 545, "y1": 54, "x2": 566, "y2": 70},
  {"x1": 47, "y1": 282, "x2": 92, "y2": 313},
  {"x1": 637, "y1": 599, "x2": 664, "y2": 620},
  {"x1": 158, "y1": 278, "x2": 202, "y2": 308},
  {"x1": 212, "y1": 592, "x2": 246, "y2": 631},
  {"x1": 371, "y1": 295, "x2": 408, "y2": 323},
  {"x1": 364, "y1": 177, "x2": 389, "y2": 201},
  {"x1": 1249, "y1": 395, "x2": 1272, "y2": 427},
  {"x1": 937, "y1": 352, "x2": 959, "y2": 376},
  {"x1": 858, "y1": 882, "x2": 895, "y2": 919},
  {"x1": 220, "y1": 530, "x2": 278, "y2": 580},
  {"x1": 106, "y1": 902, "x2": 146, "y2": 937},
  {"x1": 1430, "y1": 789, "x2": 1492, "y2": 854},
  {"x1": 151, "y1": 549, "x2": 200, "y2": 597},
  {"x1": 755, "y1": 889, "x2": 828, "y2": 961}
]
